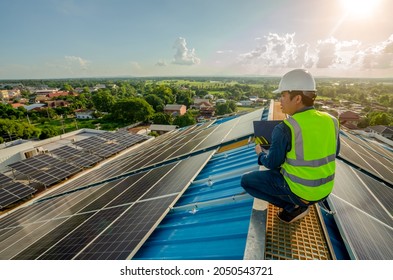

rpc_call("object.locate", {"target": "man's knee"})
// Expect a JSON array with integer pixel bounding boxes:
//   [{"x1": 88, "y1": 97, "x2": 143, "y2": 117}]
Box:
[{"x1": 240, "y1": 172, "x2": 250, "y2": 189}]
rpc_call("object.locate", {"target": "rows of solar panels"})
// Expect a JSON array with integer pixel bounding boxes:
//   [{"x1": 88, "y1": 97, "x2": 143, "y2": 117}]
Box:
[
  {"x1": 0, "y1": 174, "x2": 36, "y2": 209},
  {"x1": 39, "y1": 110, "x2": 262, "y2": 200},
  {"x1": 0, "y1": 131, "x2": 149, "y2": 209},
  {"x1": 331, "y1": 130, "x2": 393, "y2": 259},
  {"x1": 0, "y1": 152, "x2": 213, "y2": 259},
  {"x1": 0, "y1": 109, "x2": 264, "y2": 259}
]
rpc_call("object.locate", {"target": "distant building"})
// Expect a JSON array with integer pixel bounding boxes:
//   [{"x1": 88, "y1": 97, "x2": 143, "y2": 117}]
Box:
[
  {"x1": 191, "y1": 98, "x2": 213, "y2": 110},
  {"x1": 164, "y1": 104, "x2": 186, "y2": 116},
  {"x1": 47, "y1": 91, "x2": 78, "y2": 98},
  {"x1": 239, "y1": 100, "x2": 254, "y2": 106},
  {"x1": 216, "y1": 99, "x2": 226, "y2": 104},
  {"x1": 23, "y1": 103, "x2": 46, "y2": 111},
  {"x1": 199, "y1": 107, "x2": 215, "y2": 118},
  {"x1": 0, "y1": 90, "x2": 9, "y2": 100},
  {"x1": 149, "y1": 124, "x2": 178, "y2": 135},
  {"x1": 34, "y1": 89, "x2": 58, "y2": 95},
  {"x1": 75, "y1": 109, "x2": 95, "y2": 119},
  {"x1": 366, "y1": 125, "x2": 393, "y2": 140},
  {"x1": 339, "y1": 111, "x2": 360, "y2": 129},
  {"x1": 10, "y1": 103, "x2": 24, "y2": 109},
  {"x1": 45, "y1": 100, "x2": 70, "y2": 108}
]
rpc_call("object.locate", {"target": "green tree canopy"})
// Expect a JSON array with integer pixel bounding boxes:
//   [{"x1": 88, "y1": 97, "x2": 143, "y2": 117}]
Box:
[
  {"x1": 145, "y1": 94, "x2": 165, "y2": 112},
  {"x1": 111, "y1": 98, "x2": 154, "y2": 123},
  {"x1": 0, "y1": 119, "x2": 40, "y2": 143},
  {"x1": 39, "y1": 126, "x2": 59, "y2": 140},
  {"x1": 215, "y1": 101, "x2": 237, "y2": 115},
  {"x1": 151, "y1": 85, "x2": 175, "y2": 104},
  {"x1": 151, "y1": 112, "x2": 173, "y2": 125},
  {"x1": 92, "y1": 89, "x2": 115, "y2": 112},
  {"x1": 172, "y1": 111, "x2": 196, "y2": 128},
  {"x1": 176, "y1": 90, "x2": 193, "y2": 107}
]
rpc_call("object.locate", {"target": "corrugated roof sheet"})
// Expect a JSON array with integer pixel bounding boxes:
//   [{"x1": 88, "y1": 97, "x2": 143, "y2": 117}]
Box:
[{"x1": 134, "y1": 144, "x2": 258, "y2": 259}]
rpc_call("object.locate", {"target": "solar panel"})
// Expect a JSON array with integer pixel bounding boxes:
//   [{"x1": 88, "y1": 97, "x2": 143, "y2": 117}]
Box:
[
  {"x1": 340, "y1": 134, "x2": 393, "y2": 185},
  {"x1": 12, "y1": 215, "x2": 91, "y2": 260},
  {"x1": 0, "y1": 109, "x2": 267, "y2": 259},
  {"x1": 75, "y1": 136, "x2": 107, "y2": 150},
  {"x1": 0, "y1": 173, "x2": 13, "y2": 185},
  {"x1": 329, "y1": 160, "x2": 393, "y2": 259},
  {"x1": 80, "y1": 172, "x2": 148, "y2": 213},
  {"x1": 105, "y1": 163, "x2": 177, "y2": 208},
  {"x1": 2, "y1": 182, "x2": 35, "y2": 198},
  {"x1": 74, "y1": 196, "x2": 176, "y2": 260},
  {"x1": 38, "y1": 206, "x2": 128, "y2": 260},
  {"x1": 0, "y1": 150, "x2": 213, "y2": 259},
  {"x1": 0, "y1": 189, "x2": 20, "y2": 208}
]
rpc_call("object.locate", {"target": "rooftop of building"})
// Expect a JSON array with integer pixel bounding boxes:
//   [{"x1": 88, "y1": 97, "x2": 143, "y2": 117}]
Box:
[{"x1": 0, "y1": 101, "x2": 392, "y2": 260}]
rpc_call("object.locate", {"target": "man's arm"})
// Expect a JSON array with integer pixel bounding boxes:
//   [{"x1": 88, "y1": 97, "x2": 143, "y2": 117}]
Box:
[{"x1": 256, "y1": 122, "x2": 290, "y2": 169}]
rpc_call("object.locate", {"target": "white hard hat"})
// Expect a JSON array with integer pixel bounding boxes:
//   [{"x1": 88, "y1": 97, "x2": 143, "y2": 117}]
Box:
[{"x1": 273, "y1": 69, "x2": 316, "y2": 94}]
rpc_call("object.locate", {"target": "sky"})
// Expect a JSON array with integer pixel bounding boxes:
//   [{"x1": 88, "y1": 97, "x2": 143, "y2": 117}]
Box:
[{"x1": 1, "y1": 0, "x2": 393, "y2": 79}]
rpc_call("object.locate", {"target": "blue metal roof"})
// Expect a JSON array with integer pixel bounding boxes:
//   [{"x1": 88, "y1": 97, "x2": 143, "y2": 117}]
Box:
[{"x1": 133, "y1": 144, "x2": 258, "y2": 260}]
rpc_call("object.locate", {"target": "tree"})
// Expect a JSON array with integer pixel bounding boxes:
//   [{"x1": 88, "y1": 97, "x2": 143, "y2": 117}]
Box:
[
  {"x1": 216, "y1": 102, "x2": 234, "y2": 115},
  {"x1": 82, "y1": 86, "x2": 90, "y2": 94},
  {"x1": 370, "y1": 112, "x2": 391, "y2": 126},
  {"x1": 176, "y1": 90, "x2": 193, "y2": 107},
  {"x1": 39, "y1": 126, "x2": 59, "y2": 140},
  {"x1": 145, "y1": 94, "x2": 165, "y2": 112},
  {"x1": 151, "y1": 85, "x2": 175, "y2": 104},
  {"x1": 0, "y1": 119, "x2": 40, "y2": 142},
  {"x1": 111, "y1": 98, "x2": 154, "y2": 123},
  {"x1": 173, "y1": 111, "x2": 196, "y2": 127},
  {"x1": 227, "y1": 100, "x2": 237, "y2": 112},
  {"x1": 61, "y1": 83, "x2": 74, "y2": 91},
  {"x1": 151, "y1": 112, "x2": 173, "y2": 125},
  {"x1": 92, "y1": 89, "x2": 115, "y2": 112}
]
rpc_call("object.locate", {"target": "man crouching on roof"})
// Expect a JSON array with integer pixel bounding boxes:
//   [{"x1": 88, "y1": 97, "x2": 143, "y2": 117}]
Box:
[{"x1": 241, "y1": 69, "x2": 340, "y2": 223}]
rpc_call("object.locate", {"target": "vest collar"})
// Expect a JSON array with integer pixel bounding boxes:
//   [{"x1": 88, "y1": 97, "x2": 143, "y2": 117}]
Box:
[{"x1": 293, "y1": 106, "x2": 315, "y2": 115}]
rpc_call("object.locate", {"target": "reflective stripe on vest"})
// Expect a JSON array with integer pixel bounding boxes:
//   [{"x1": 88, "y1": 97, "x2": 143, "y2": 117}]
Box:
[
  {"x1": 281, "y1": 109, "x2": 339, "y2": 201},
  {"x1": 285, "y1": 115, "x2": 339, "y2": 167}
]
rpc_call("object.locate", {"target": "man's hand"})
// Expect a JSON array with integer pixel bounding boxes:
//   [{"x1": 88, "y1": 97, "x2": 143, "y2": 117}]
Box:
[{"x1": 255, "y1": 144, "x2": 264, "y2": 155}]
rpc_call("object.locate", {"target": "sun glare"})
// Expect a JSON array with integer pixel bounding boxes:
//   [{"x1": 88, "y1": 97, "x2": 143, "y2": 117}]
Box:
[{"x1": 340, "y1": 0, "x2": 380, "y2": 18}]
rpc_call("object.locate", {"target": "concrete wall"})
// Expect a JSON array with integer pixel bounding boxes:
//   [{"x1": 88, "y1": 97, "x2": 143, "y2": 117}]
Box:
[{"x1": 0, "y1": 141, "x2": 36, "y2": 172}]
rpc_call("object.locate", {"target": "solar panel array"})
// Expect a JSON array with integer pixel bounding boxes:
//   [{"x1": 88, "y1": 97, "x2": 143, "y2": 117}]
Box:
[
  {"x1": 0, "y1": 173, "x2": 36, "y2": 209},
  {"x1": 50, "y1": 146, "x2": 101, "y2": 168},
  {"x1": 339, "y1": 130, "x2": 393, "y2": 185},
  {"x1": 7, "y1": 154, "x2": 81, "y2": 186},
  {"x1": 40, "y1": 112, "x2": 262, "y2": 200},
  {"x1": 329, "y1": 160, "x2": 393, "y2": 259},
  {"x1": 0, "y1": 151, "x2": 213, "y2": 259},
  {"x1": 0, "y1": 110, "x2": 264, "y2": 260},
  {"x1": 73, "y1": 131, "x2": 149, "y2": 158}
]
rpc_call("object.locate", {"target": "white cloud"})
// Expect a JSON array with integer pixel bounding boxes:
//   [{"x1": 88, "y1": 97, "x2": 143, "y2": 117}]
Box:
[
  {"x1": 64, "y1": 56, "x2": 89, "y2": 69},
  {"x1": 130, "y1": 61, "x2": 141, "y2": 69},
  {"x1": 216, "y1": 50, "x2": 233, "y2": 54},
  {"x1": 360, "y1": 35, "x2": 393, "y2": 69},
  {"x1": 316, "y1": 37, "x2": 362, "y2": 68},
  {"x1": 237, "y1": 33, "x2": 393, "y2": 73},
  {"x1": 238, "y1": 33, "x2": 315, "y2": 69},
  {"x1": 155, "y1": 59, "x2": 167, "y2": 67},
  {"x1": 172, "y1": 37, "x2": 201, "y2": 65}
]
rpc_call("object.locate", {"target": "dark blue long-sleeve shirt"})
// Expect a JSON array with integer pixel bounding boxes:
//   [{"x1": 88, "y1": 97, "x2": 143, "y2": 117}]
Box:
[{"x1": 258, "y1": 108, "x2": 340, "y2": 169}]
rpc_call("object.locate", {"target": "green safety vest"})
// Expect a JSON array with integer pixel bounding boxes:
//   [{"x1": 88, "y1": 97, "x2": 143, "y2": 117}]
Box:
[{"x1": 281, "y1": 109, "x2": 339, "y2": 201}]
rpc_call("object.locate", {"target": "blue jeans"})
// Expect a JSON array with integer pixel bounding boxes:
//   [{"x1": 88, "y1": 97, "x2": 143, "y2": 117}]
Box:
[{"x1": 241, "y1": 168, "x2": 311, "y2": 212}]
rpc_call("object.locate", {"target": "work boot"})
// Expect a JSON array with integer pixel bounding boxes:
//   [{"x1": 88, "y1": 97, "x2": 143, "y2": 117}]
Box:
[{"x1": 277, "y1": 206, "x2": 310, "y2": 223}]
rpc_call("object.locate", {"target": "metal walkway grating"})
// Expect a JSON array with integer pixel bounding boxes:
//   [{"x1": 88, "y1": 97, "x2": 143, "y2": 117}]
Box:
[{"x1": 264, "y1": 204, "x2": 332, "y2": 260}]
